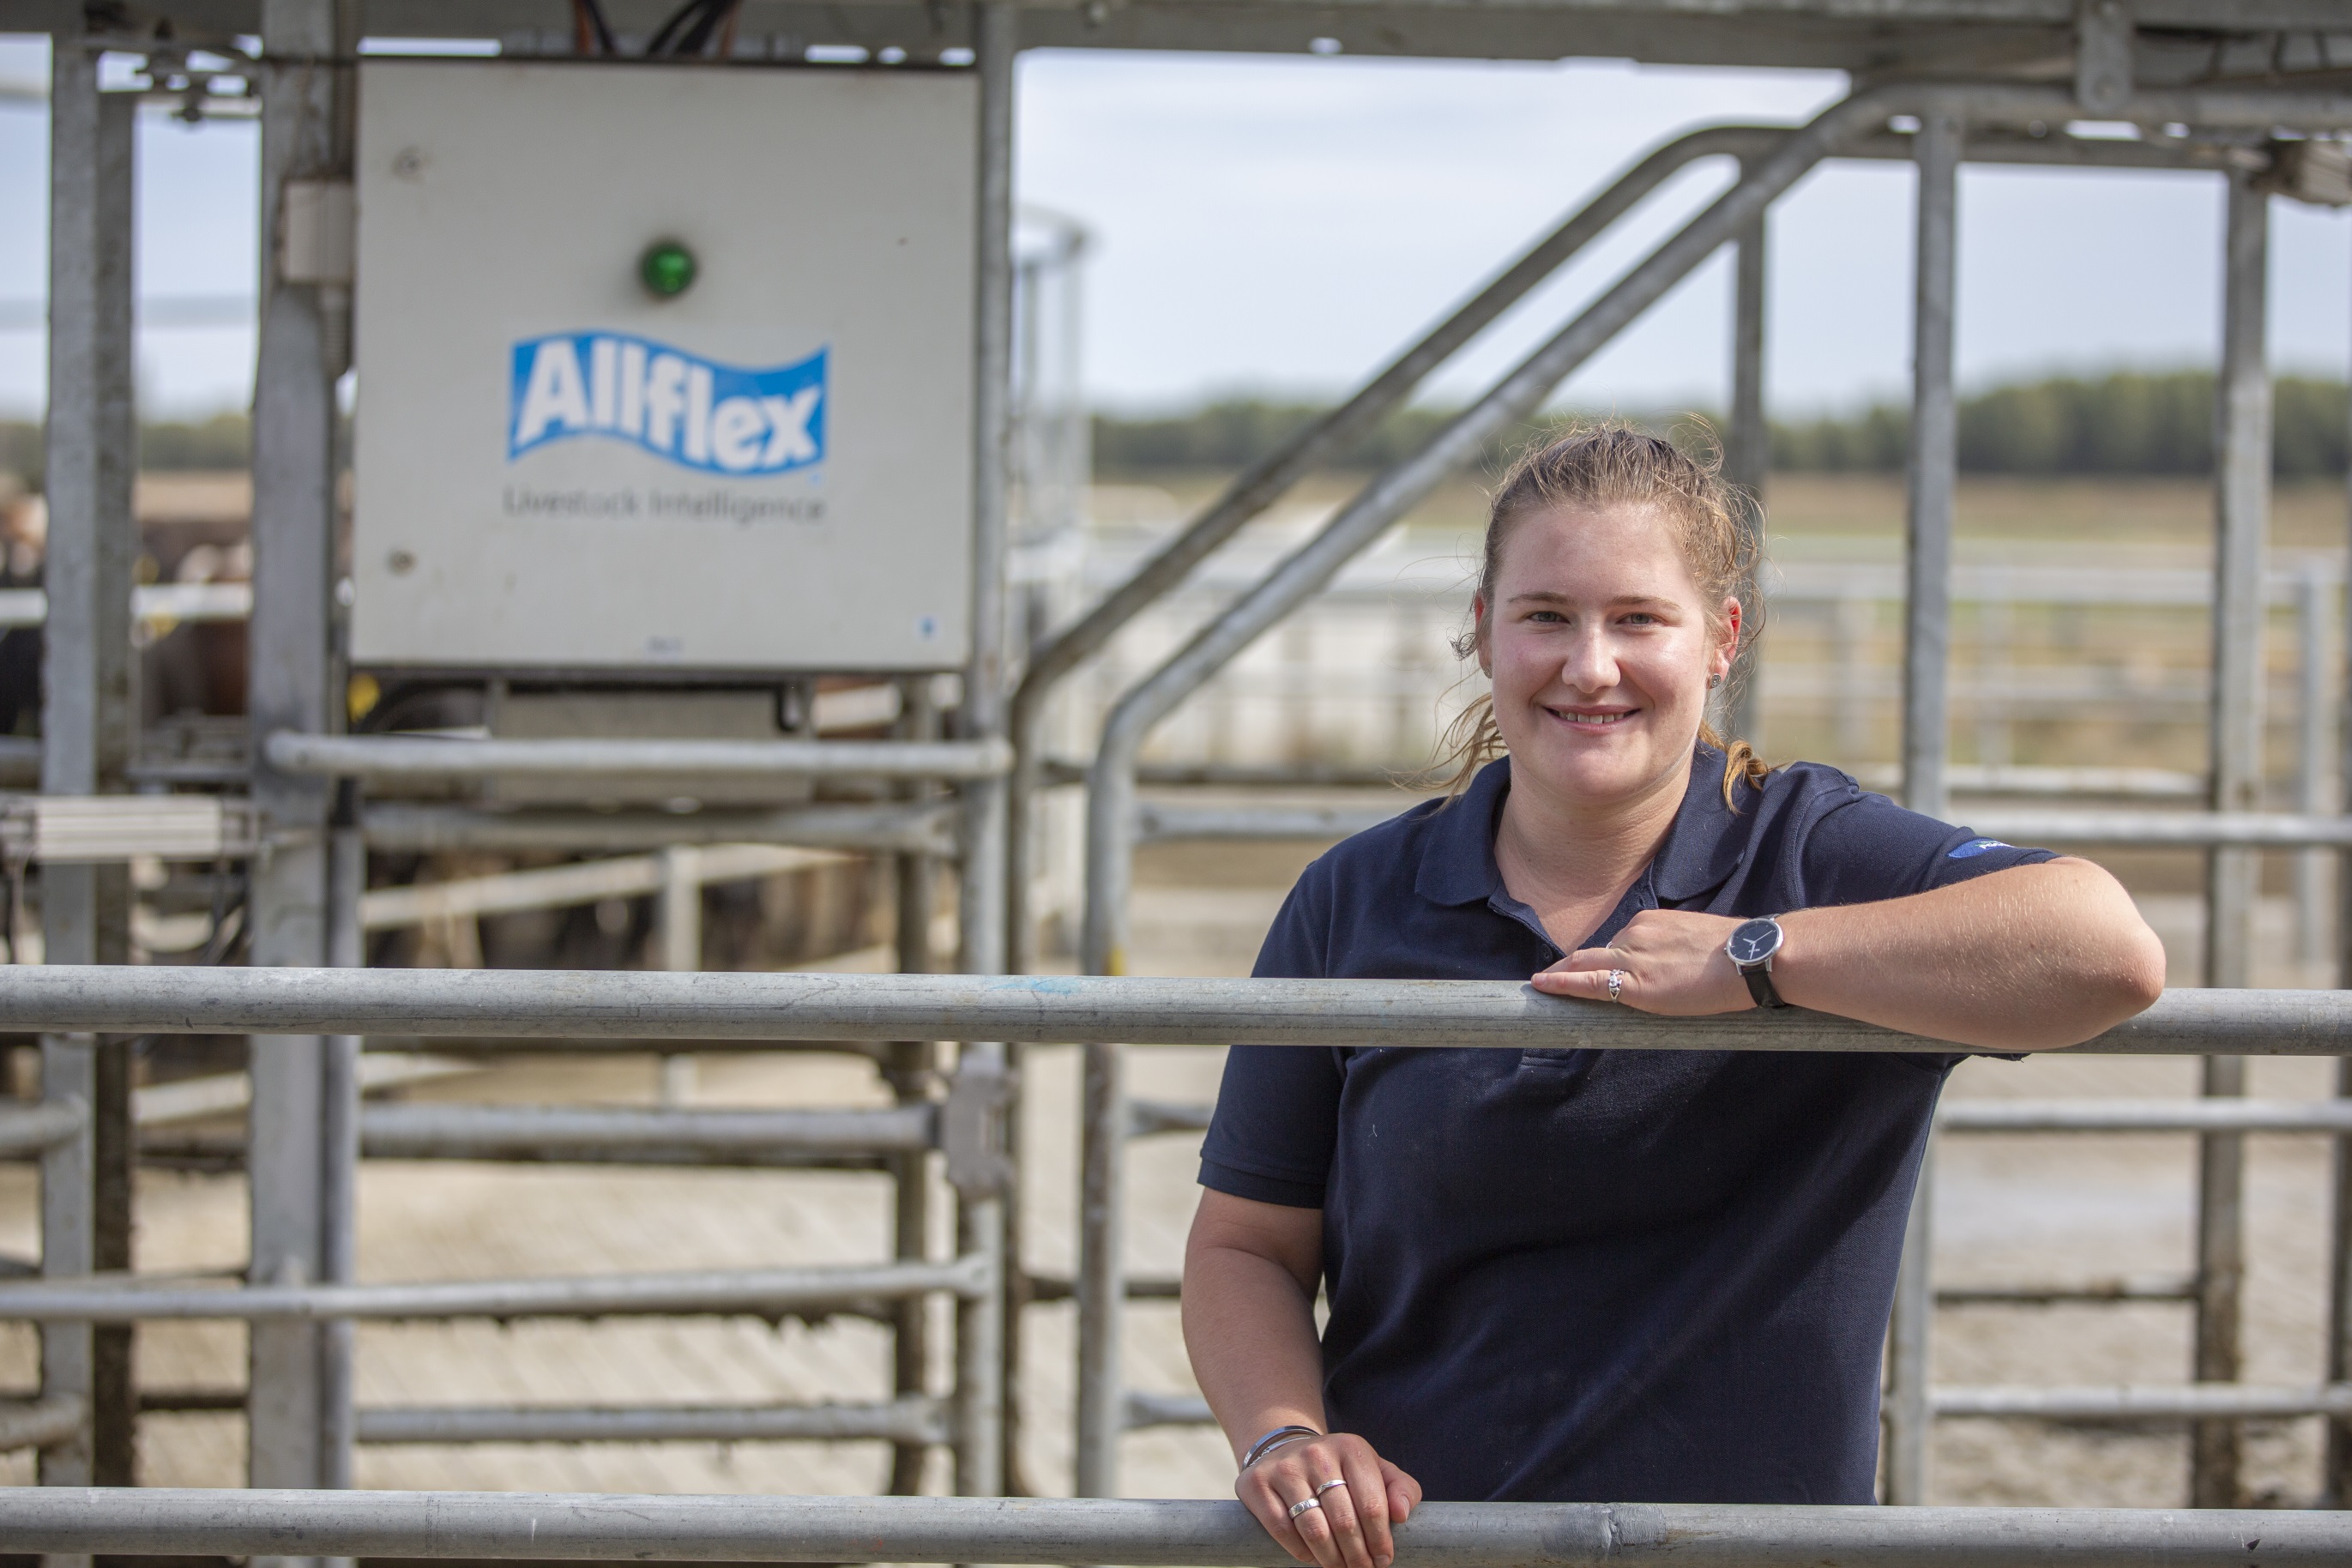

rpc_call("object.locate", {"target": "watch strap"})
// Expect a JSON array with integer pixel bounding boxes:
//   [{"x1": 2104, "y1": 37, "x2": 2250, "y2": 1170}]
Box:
[{"x1": 1740, "y1": 962, "x2": 1788, "y2": 1010}]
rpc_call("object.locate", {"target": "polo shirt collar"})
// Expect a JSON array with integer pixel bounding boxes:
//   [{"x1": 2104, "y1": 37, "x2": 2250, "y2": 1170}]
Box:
[{"x1": 1410, "y1": 747, "x2": 1748, "y2": 909}]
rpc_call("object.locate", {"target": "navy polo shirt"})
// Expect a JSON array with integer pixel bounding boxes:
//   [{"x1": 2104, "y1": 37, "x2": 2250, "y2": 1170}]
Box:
[{"x1": 1199, "y1": 749, "x2": 2053, "y2": 1505}]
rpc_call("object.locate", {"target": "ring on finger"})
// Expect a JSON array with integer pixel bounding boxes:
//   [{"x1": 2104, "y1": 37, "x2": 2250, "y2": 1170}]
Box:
[
  {"x1": 1288, "y1": 1498, "x2": 1323, "y2": 1521},
  {"x1": 1606, "y1": 968, "x2": 1625, "y2": 1004},
  {"x1": 1314, "y1": 1478, "x2": 1348, "y2": 1496}
]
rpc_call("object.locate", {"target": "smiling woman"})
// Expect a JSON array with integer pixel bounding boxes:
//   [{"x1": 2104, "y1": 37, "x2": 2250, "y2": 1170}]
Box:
[{"x1": 1179, "y1": 422, "x2": 2169, "y2": 1565}]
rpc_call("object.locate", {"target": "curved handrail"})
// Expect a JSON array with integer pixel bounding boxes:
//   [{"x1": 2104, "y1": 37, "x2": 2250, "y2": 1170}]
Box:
[{"x1": 1001, "y1": 121, "x2": 1791, "y2": 970}]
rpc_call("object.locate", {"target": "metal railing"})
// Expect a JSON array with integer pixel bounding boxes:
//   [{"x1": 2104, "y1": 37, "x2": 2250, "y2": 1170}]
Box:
[{"x1": 0, "y1": 1488, "x2": 2346, "y2": 1565}]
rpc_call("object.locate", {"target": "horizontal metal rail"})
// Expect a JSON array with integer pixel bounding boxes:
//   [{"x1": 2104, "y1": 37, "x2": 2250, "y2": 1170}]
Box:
[
  {"x1": 0, "y1": 1256, "x2": 988, "y2": 1323},
  {"x1": 1939, "y1": 1274, "x2": 2195, "y2": 1306},
  {"x1": 358, "y1": 845, "x2": 847, "y2": 932},
  {"x1": 1939, "y1": 1099, "x2": 2352, "y2": 1132},
  {"x1": 1131, "y1": 1098, "x2": 1215, "y2": 1137},
  {"x1": 1100, "y1": 1382, "x2": 2352, "y2": 1432},
  {"x1": 0, "y1": 968, "x2": 2338, "y2": 1055},
  {"x1": 1136, "y1": 800, "x2": 2352, "y2": 850},
  {"x1": 1129, "y1": 1098, "x2": 2352, "y2": 1139},
  {"x1": 362, "y1": 800, "x2": 960, "y2": 857},
  {"x1": 356, "y1": 1396, "x2": 949, "y2": 1447},
  {"x1": 1933, "y1": 1384, "x2": 2352, "y2": 1420},
  {"x1": 355, "y1": 1102, "x2": 936, "y2": 1161},
  {"x1": 267, "y1": 731, "x2": 1014, "y2": 783},
  {"x1": 0, "y1": 1392, "x2": 83, "y2": 1450},
  {"x1": 0, "y1": 1100, "x2": 85, "y2": 1155},
  {"x1": 1025, "y1": 1272, "x2": 1182, "y2": 1304},
  {"x1": 2, "y1": 1489, "x2": 2344, "y2": 1565},
  {"x1": 1126, "y1": 1390, "x2": 1213, "y2": 1429}
]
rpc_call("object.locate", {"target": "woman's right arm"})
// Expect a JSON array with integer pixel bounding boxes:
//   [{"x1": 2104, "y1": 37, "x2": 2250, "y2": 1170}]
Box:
[{"x1": 1184, "y1": 1189, "x2": 1420, "y2": 1568}]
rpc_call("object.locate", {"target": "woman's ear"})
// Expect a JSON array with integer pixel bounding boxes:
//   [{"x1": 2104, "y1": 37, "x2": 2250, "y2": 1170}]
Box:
[
  {"x1": 1714, "y1": 597, "x2": 1743, "y2": 682},
  {"x1": 1471, "y1": 597, "x2": 1493, "y2": 676}
]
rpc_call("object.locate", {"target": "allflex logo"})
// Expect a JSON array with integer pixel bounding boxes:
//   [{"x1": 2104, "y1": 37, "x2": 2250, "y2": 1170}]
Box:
[{"x1": 510, "y1": 332, "x2": 827, "y2": 476}]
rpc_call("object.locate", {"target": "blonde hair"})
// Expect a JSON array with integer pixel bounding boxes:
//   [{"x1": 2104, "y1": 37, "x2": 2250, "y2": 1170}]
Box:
[{"x1": 1433, "y1": 419, "x2": 1769, "y2": 808}]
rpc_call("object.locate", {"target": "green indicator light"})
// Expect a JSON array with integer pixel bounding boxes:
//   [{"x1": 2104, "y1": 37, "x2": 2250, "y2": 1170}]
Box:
[{"x1": 639, "y1": 239, "x2": 697, "y2": 299}]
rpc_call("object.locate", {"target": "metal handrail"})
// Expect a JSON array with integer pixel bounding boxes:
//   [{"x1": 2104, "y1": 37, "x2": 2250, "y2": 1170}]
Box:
[
  {"x1": 0, "y1": 968, "x2": 2340, "y2": 1054},
  {"x1": 0, "y1": 1256, "x2": 992, "y2": 1322},
  {"x1": 0, "y1": 1489, "x2": 2343, "y2": 1565},
  {"x1": 266, "y1": 731, "x2": 1015, "y2": 783},
  {"x1": 1002, "y1": 121, "x2": 1790, "y2": 972}
]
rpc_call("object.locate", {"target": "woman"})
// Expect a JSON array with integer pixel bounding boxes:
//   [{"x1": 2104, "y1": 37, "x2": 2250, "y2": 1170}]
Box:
[{"x1": 1180, "y1": 425, "x2": 2165, "y2": 1568}]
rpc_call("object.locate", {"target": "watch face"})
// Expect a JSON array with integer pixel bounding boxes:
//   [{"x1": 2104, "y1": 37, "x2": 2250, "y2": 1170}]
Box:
[{"x1": 1727, "y1": 917, "x2": 1783, "y2": 966}]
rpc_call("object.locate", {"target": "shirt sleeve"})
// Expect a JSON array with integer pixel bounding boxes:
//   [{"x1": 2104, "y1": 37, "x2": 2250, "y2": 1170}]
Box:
[
  {"x1": 1197, "y1": 859, "x2": 1345, "y2": 1210},
  {"x1": 1800, "y1": 787, "x2": 2057, "y2": 909}
]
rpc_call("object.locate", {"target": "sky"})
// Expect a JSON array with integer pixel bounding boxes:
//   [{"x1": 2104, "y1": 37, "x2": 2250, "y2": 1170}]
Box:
[{"x1": 1, "y1": 36, "x2": 2349, "y2": 419}]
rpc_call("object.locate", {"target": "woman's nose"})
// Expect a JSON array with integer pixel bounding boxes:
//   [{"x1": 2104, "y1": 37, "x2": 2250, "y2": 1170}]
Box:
[{"x1": 1559, "y1": 628, "x2": 1617, "y2": 692}]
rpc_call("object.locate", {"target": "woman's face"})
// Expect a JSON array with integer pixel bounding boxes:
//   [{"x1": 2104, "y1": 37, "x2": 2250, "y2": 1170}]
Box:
[{"x1": 1475, "y1": 502, "x2": 1739, "y2": 811}]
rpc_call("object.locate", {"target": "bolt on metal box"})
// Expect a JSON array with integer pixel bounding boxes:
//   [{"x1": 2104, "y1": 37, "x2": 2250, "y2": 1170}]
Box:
[{"x1": 351, "y1": 60, "x2": 978, "y2": 675}]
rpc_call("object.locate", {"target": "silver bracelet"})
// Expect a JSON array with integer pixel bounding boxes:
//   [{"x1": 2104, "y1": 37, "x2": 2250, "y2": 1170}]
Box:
[{"x1": 1239, "y1": 1425, "x2": 1321, "y2": 1470}]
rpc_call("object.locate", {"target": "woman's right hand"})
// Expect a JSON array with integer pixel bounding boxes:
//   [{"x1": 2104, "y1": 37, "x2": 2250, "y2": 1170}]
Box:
[{"x1": 1237, "y1": 1431, "x2": 1422, "y2": 1568}]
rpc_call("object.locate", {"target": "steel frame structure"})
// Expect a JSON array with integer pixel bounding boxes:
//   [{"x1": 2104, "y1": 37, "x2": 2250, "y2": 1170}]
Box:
[
  {"x1": 6, "y1": 0, "x2": 1028, "y2": 1526},
  {"x1": 1030, "y1": 67, "x2": 2352, "y2": 1516},
  {"x1": 3, "y1": 0, "x2": 2352, "y2": 1548}
]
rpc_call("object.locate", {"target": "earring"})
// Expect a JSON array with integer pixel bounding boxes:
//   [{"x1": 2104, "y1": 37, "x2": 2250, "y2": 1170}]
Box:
[{"x1": 1707, "y1": 673, "x2": 1723, "y2": 691}]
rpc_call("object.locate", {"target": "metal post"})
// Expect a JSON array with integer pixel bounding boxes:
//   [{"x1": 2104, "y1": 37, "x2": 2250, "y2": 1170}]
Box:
[
  {"x1": 2331, "y1": 1058, "x2": 2352, "y2": 1505},
  {"x1": 2332, "y1": 238, "x2": 2352, "y2": 1509},
  {"x1": 1901, "y1": 112, "x2": 1960, "y2": 826},
  {"x1": 1722, "y1": 203, "x2": 1769, "y2": 748},
  {"x1": 1888, "y1": 111, "x2": 1960, "y2": 1510},
  {"x1": 1075, "y1": 1024, "x2": 1126, "y2": 1498},
  {"x1": 1885, "y1": 1149, "x2": 1935, "y2": 1505},
  {"x1": 953, "y1": 0, "x2": 1017, "y2": 1501},
  {"x1": 656, "y1": 848, "x2": 700, "y2": 1105},
  {"x1": 248, "y1": 0, "x2": 352, "y2": 1506},
  {"x1": 320, "y1": 790, "x2": 364, "y2": 1499},
  {"x1": 2296, "y1": 565, "x2": 2332, "y2": 977},
  {"x1": 893, "y1": 677, "x2": 940, "y2": 1497},
  {"x1": 2195, "y1": 168, "x2": 2270, "y2": 1511},
  {"x1": 40, "y1": 33, "x2": 137, "y2": 1511}
]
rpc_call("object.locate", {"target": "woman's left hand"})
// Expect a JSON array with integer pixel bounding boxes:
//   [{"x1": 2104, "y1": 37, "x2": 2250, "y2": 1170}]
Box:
[{"x1": 1530, "y1": 908, "x2": 1755, "y2": 1015}]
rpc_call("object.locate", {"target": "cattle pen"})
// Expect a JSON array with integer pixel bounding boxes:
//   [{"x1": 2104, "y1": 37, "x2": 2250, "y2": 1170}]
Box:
[{"x1": 3, "y1": 0, "x2": 2352, "y2": 1564}]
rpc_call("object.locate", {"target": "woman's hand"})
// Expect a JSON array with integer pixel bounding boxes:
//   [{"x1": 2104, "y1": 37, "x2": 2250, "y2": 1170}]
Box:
[
  {"x1": 1530, "y1": 908, "x2": 1751, "y2": 1015},
  {"x1": 1238, "y1": 1431, "x2": 1421, "y2": 1568}
]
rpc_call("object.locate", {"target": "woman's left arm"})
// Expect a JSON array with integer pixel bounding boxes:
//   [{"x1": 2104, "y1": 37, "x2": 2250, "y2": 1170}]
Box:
[{"x1": 1535, "y1": 857, "x2": 2167, "y2": 1051}]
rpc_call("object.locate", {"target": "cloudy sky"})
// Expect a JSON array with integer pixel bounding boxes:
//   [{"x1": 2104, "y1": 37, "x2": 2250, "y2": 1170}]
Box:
[{"x1": 1, "y1": 35, "x2": 2348, "y2": 419}]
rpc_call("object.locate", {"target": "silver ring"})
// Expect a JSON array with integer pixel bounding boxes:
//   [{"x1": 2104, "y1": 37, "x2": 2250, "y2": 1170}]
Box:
[
  {"x1": 1315, "y1": 1478, "x2": 1348, "y2": 1496},
  {"x1": 1607, "y1": 969, "x2": 1625, "y2": 1004},
  {"x1": 1288, "y1": 1498, "x2": 1324, "y2": 1521}
]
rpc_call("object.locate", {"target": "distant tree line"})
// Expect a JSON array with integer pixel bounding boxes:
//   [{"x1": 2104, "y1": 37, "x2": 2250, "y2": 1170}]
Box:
[
  {"x1": 1, "y1": 373, "x2": 2346, "y2": 490},
  {"x1": 0, "y1": 412, "x2": 250, "y2": 492},
  {"x1": 1093, "y1": 371, "x2": 2352, "y2": 479}
]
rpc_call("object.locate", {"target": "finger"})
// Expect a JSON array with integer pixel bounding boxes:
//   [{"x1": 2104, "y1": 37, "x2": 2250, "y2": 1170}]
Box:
[
  {"x1": 1530, "y1": 966, "x2": 1618, "y2": 998},
  {"x1": 1379, "y1": 1459, "x2": 1421, "y2": 1523},
  {"x1": 1239, "y1": 1475, "x2": 1314, "y2": 1565},
  {"x1": 1265, "y1": 1454, "x2": 1348, "y2": 1568},
  {"x1": 1311, "y1": 1473, "x2": 1374, "y2": 1568},
  {"x1": 1549, "y1": 946, "x2": 1621, "y2": 974},
  {"x1": 1288, "y1": 1491, "x2": 1348, "y2": 1568},
  {"x1": 1341, "y1": 1450, "x2": 1395, "y2": 1568}
]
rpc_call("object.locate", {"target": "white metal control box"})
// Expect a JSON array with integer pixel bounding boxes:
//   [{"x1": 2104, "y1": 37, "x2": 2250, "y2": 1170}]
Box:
[{"x1": 351, "y1": 61, "x2": 977, "y2": 672}]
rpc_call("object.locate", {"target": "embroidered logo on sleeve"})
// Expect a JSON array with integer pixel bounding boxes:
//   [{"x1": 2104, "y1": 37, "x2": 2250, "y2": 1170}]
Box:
[{"x1": 1948, "y1": 837, "x2": 2011, "y2": 858}]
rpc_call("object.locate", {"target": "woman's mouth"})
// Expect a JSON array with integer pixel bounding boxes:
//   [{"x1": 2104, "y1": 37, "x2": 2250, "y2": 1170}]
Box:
[{"x1": 1547, "y1": 706, "x2": 1635, "y2": 729}]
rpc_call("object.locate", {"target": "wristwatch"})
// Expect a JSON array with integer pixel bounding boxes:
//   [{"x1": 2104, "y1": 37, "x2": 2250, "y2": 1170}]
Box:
[{"x1": 1724, "y1": 916, "x2": 1789, "y2": 1010}]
